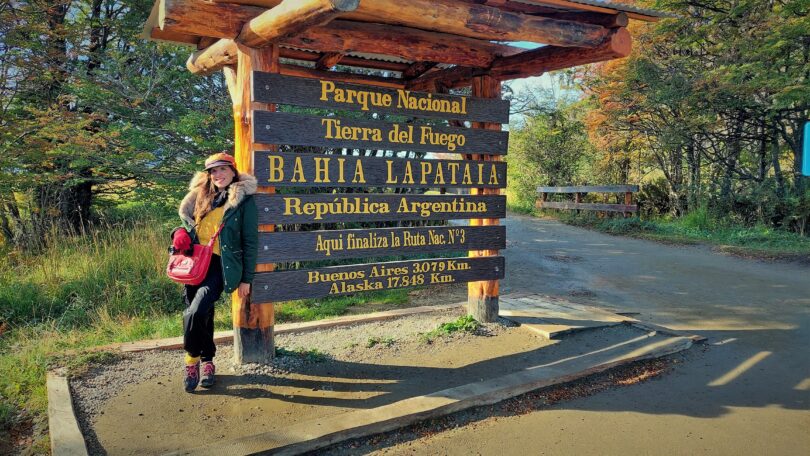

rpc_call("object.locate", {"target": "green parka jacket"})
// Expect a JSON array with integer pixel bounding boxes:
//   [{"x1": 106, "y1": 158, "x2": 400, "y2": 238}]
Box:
[{"x1": 178, "y1": 172, "x2": 259, "y2": 293}]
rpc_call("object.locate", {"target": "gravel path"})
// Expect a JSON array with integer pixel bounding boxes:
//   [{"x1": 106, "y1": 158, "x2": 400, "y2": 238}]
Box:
[{"x1": 69, "y1": 307, "x2": 519, "y2": 455}]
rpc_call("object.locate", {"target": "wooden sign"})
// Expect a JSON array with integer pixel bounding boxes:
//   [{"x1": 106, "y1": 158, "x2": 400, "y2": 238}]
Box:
[
  {"x1": 255, "y1": 194, "x2": 506, "y2": 224},
  {"x1": 253, "y1": 111, "x2": 509, "y2": 155},
  {"x1": 253, "y1": 72, "x2": 510, "y2": 124},
  {"x1": 253, "y1": 256, "x2": 505, "y2": 302},
  {"x1": 258, "y1": 225, "x2": 506, "y2": 262},
  {"x1": 254, "y1": 151, "x2": 507, "y2": 189}
]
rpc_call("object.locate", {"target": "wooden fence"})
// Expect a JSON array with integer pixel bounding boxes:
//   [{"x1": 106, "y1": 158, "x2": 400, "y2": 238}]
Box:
[{"x1": 536, "y1": 185, "x2": 638, "y2": 216}]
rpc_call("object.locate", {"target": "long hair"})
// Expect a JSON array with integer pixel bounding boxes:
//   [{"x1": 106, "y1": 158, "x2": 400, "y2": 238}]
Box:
[{"x1": 193, "y1": 166, "x2": 239, "y2": 224}]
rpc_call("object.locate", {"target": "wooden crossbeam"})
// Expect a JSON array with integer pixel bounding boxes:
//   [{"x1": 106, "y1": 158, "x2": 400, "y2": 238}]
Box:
[
  {"x1": 238, "y1": 0, "x2": 359, "y2": 48},
  {"x1": 539, "y1": 12, "x2": 629, "y2": 28},
  {"x1": 537, "y1": 185, "x2": 639, "y2": 193},
  {"x1": 315, "y1": 52, "x2": 344, "y2": 70},
  {"x1": 402, "y1": 61, "x2": 438, "y2": 80},
  {"x1": 187, "y1": 21, "x2": 523, "y2": 75},
  {"x1": 283, "y1": 21, "x2": 521, "y2": 67},
  {"x1": 159, "y1": 0, "x2": 612, "y2": 48},
  {"x1": 407, "y1": 27, "x2": 632, "y2": 91},
  {"x1": 537, "y1": 201, "x2": 638, "y2": 213}
]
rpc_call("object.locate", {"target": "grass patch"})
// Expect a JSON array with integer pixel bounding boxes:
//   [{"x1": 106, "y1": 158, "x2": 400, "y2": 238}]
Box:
[
  {"x1": 275, "y1": 288, "x2": 411, "y2": 323},
  {"x1": 549, "y1": 211, "x2": 810, "y2": 259},
  {"x1": 0, "y1": 216, "x2": 418, "y2": 453},
  {"x1": 420, "y1": 315, "x2": 480, "y2": 344},
  {"x1": 366, "y1": 336, "x2": 396, "y2": 348},
  {"x1": 274, "y1": 347, "x2": 329, "y2": 363}
]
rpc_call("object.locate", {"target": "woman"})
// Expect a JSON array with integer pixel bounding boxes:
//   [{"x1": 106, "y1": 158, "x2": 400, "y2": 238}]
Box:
[{"x1": 173, "y1": 152, "x2": 258, "y2": 392}]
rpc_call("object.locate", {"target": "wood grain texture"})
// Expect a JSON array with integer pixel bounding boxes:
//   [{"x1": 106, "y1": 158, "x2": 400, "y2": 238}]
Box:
[
  {"x1": 253, "y1": 111, "x2": 508, "y2": 155},
  {"x1": 253, "y1": 72, "x2": 510, "y2": 123},
  {"x1": 536, "y1": 185, "x2": 638, "y2": 193},
  {"x1": 189, "y1": 41, "x2": 410, "y2": 78},
  {"x1": 258, "y1": 225, "x2": 506, "y2": 262},
  {"x1": 253, "y1": 152, "x2": 507, "y2": 189},
  {"x1": 253, "y1": 256, "x2": 505, "y2": 302},
  {"x1": 407, "y1": 27, "x2": 632, "y2": 91},
  {"x1": 224, "y1": 44, "x2": 276, "y2": 363},
  {"x1": 467, "y1": 75, "x2": 502, "y2": 323},
  {"x1": 540, "y1": 11, "x2": 628, "y2": 28},
  {"x1": 255, "y1": 193, "x2": 507, "y2": 224},
  {"x1": 280, "y1": 20, "x2": 521, "y2": 68},
  {"x1": 238, "y1": 0, "x2": 359, "y2": 48},
  {"x1": 160, "y1": 0, "x2": 611, "y2": 48},
  {"x1": 537, "y1": 201, "x2": 638, "y2": 213},
  {"x1": 315, "y1": 51, "x2": 344, "y2": 70}
]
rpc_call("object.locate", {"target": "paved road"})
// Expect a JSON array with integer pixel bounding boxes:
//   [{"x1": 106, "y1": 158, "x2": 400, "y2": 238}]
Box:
[{"x1": 383, "y1": 214, "x2": 810, "y2": 455}]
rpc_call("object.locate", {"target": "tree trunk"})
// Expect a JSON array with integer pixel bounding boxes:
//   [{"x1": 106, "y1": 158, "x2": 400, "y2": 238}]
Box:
[{"x1": 685, "y1": 138, "x2": 701, "y2": 211}]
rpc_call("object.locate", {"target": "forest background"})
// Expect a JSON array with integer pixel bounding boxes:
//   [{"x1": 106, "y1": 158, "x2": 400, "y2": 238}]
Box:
[{"x1": 0, "y1": 0, "x2": 808, "y2": 452}]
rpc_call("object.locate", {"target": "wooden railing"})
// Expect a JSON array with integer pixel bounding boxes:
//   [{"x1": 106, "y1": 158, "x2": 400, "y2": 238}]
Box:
[{"x1": 536, "y1": 185, "x2": 638, "y2": 216}]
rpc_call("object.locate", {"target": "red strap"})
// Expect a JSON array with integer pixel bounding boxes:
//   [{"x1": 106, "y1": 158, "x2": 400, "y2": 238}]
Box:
[{"x1": 207, "y1": 223, "x2": 226, "y2": 247}]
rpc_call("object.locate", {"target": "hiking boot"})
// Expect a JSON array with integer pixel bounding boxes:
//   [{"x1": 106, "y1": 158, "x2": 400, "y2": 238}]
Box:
[
  {"x1": 184, "y1": 362, "x2": 200, "y2": 392},
  {"x1": 200, "y1": 361, "x2": 215, "y2": 388}
]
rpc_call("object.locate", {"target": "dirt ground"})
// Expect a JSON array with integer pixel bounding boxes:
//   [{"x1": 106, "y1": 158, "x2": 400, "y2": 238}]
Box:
[
  {"x1": 71, "y1": 308, "x2": 556, "y2": 455},
  {"x1": 349, "y1": 214, "x2": 810, "y2": 455}
]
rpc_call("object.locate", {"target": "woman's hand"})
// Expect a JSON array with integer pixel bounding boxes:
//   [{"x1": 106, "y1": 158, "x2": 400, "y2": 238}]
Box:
[{"x1": 237, "y1": 282, "x2": 251, "y2": 299}]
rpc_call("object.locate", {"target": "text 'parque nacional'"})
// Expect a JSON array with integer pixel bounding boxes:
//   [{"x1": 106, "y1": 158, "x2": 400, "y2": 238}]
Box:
[{"x1": 252, "y1": 72, "x2": 510, "y2": 123}]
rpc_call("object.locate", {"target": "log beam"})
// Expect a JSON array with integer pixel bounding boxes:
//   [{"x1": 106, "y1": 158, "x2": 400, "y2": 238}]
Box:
[
  {"x1": 281, "y1": 20, "x2": 520, "y2": 68},
  {"x1": 402, "y1": 61, "x2": 438, "y2": 80},
  {"x1": 406, "y1": 27, "x2": 632, "y2": 91},
  {"x1": 315, "y1": 52, "x2": 344, "y2": 70},
  {"x1": 238, "y1": 0, "x2": 359, "y2": 48},
  {"x1": 540, "y1": 12, "x2": 629, "y2": 28},
  {"x1": 187, "y1": 21, "x2": 523, "y2": 75},
  {"x1": 160, "y1": 0, "x2": 612, "y2": 48},
  {"x1": 192, "y1": 48, "x2": 406, "y2": 87},
  {"x1": 489, "y1": 27, "x2": 632, "y2": 79}
]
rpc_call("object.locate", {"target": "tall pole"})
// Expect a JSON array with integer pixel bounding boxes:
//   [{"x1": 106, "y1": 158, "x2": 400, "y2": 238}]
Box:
[
  {"x1": 223, "y1": 44, "x2": 279, "y2": 364},
  {"x1": 467, "y1": 74, "x2": 502, "y2": 322}
]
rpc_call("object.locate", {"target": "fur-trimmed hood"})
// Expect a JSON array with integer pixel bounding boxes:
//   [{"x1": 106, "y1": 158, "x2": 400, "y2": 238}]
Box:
[{"x1": 179, "y1": 172, "x2": 257, "y2": 226}]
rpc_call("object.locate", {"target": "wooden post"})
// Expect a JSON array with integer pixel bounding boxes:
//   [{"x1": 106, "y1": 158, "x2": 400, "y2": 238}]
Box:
[
  {"x1": 575, "y1": 192, "x2": 582, "y2": 215},
  {"x1": 467, "y1": 75, "x2": 501, "y2": 323},
  {"x1": 223, "y1": 44, "x2": 278, "y2": 364},
  {"x1": 624, "y1": 191, "x2": 632, "y2": 218}
]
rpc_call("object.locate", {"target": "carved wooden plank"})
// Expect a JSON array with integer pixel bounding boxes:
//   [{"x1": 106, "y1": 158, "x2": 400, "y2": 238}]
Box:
[
  {"x1": 253, "y1": 111, "x2": 508, "y2": 155},
  {"x1": 255, "y1": 194, "x2": 507, "y2": 224},
  {"x1": 258, "y1": 225, "x2": 506, "y2": 262},
  {"x1": 254, "y1": 151, "x2": 507, "y2": 189},
  {"x1": 537, "y1": 201, "x2": 638, "y2": 213},
  {"x1": 253, "y1": 72, "x2": 510, "y2": 123},
  {"x1": 536, "y1": 185, "x2": 638, "y2": 193},
  {"x1": 253, "y1": 256, "x2": 505, "y2": 302}
]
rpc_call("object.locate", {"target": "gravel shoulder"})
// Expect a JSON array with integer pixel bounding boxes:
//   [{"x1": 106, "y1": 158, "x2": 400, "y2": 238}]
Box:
[{"x1": 70, "y1": 308, "x2": 538, "y2": 455}]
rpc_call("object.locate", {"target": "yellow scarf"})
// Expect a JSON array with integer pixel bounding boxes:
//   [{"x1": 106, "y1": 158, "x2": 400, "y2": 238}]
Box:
[{"x1": 197, "y1": 206, "x2": 224, "y2": 256}]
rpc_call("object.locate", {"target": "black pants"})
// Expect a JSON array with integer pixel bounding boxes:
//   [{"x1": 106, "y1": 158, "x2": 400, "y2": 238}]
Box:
[{"x1": 183, "y1": 255, "x2": 223, "y2": 361}]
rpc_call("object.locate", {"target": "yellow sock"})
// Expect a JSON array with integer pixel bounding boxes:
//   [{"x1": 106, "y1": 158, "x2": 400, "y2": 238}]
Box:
[{"x1": 185, "y1": 353, "x2": 201, "y2": 366}]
